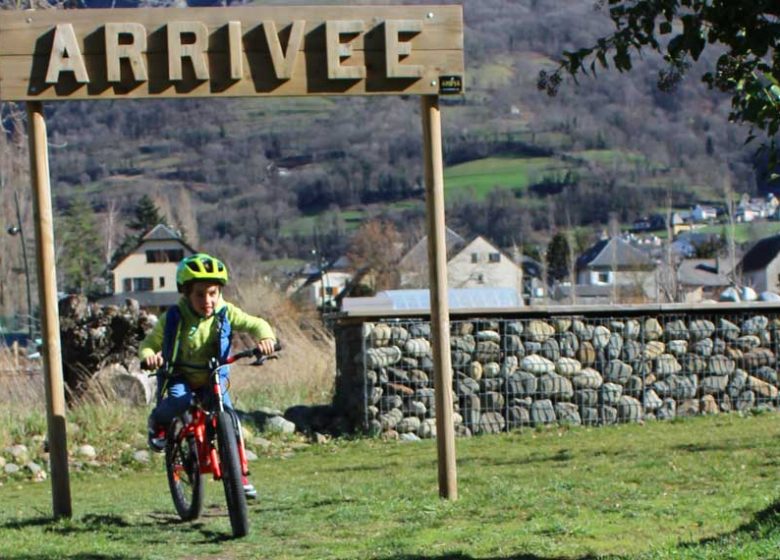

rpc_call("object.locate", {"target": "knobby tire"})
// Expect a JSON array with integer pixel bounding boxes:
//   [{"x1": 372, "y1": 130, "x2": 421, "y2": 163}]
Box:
[
  {"x1": 165, "y1": 420, "x2": 204, "y2": 521},
  {"x1": 216, "y1": 410, "x2": 249, "y2": 538}
]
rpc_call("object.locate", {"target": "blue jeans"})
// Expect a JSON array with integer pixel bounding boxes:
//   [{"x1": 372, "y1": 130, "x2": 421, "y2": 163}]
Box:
[{"x1": 151, "y1": 368, "x2": 234, "y2": 426}]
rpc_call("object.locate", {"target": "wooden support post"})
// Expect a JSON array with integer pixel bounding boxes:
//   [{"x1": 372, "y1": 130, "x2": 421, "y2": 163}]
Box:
[
  {"x1": 26, "y1": 101, "x2": 72, "y2": 519},
  {"x1": 421, "y1": 95, "x2": 457, "y2": 500}
]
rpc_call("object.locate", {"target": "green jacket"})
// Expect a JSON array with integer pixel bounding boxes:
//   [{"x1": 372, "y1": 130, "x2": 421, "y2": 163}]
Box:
[{"x1": 138, "y1": 296, "x2": 275, "y2": 386}]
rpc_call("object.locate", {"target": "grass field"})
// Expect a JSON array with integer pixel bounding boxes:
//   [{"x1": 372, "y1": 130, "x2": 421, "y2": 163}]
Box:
[
  {"x1": 443, "y1": 156, "x2": 570, "y2": 199},
  {"x1": 2, "y1": 413, "x2": 780, "y2": 559}
]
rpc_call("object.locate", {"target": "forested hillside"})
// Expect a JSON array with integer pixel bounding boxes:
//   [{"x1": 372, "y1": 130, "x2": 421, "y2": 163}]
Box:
[{"x1": 0, "y1": 0, "x2": 771, "y2": 313}]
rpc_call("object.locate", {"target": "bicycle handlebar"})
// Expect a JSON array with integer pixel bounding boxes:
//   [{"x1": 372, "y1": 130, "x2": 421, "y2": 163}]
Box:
[{"x1": 141, "y1": 340, "x2": 282, "y2": 371}]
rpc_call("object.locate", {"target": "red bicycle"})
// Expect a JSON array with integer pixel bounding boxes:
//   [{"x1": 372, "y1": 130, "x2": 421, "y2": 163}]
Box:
[{"x1": 162, "y1": 346, "x2": 278, "y2": 538}]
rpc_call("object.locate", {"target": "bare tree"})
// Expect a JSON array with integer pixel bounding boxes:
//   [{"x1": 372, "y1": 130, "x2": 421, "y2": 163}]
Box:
[
  {"x1": 723, "y1": 178, "x2": 740, "y2": 289},
  {"x1": 609, "y1": 213, "x2": 619, "y2": 304}
]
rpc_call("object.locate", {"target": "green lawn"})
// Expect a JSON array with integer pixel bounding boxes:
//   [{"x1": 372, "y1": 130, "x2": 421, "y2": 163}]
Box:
[
  {"x1": 444, "y1": 156, "x2": 570, "y2": 199},
  {"x1": 2, "y1": 413, "x2": 780, "y2": 559}
]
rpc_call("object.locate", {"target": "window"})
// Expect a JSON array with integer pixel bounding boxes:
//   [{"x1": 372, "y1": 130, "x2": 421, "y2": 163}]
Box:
[
  {"x1": 489, "y1": 252, "x2": 501, "y2": 263},
  {"x1": 146, "y1": 249, "x2": 185, "y2": 263},
  {"x1": 123, "y1": 278, "x2": 132, "y2": 292},
  {"x1": 597, "y1": 272, "x2": 610, "y2": 284},
  {"x1": 159, "y1": 276, "x2": 165, "y2": 288},
  {"x1": 471, "y1": 253, "x2": 479, "y2": 263},
  {"x1": 133, "y1": 277, "x2": 154, "y2": 292}
]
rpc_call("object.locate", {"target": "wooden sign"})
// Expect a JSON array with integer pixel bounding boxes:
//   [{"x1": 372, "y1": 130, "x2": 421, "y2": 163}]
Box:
[{"x1": 0, "y1": 5, "x2": 464, "y2": 101}]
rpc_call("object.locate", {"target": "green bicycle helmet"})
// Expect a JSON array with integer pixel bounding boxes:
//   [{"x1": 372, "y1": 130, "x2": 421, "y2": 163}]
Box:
[{"x1": 176, "y1": 253, "x2": 229, "y2": 292}]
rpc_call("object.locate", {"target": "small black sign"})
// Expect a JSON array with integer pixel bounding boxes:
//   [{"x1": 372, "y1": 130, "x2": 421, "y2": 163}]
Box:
[{"x1": 439, "y1": 75, "x2": 463, "y2": 95}]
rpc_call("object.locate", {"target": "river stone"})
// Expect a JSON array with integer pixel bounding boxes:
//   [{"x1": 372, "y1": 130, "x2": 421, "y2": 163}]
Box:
[
  {"x1": 577, "y1": 341, "x2": 596, "y2": 366},
  {"x1": 506, "y1": 321, "x2": 523, "y2": 335},
  {"x1": 560, "y1": 332, "x2": 579, "y2": 357},
  {"x1": 452, "y1": 349, "x2": 472, "y2": 369},
  {"x1": 507, "y1": 371, "x2": 536, "y2": 397},
  {"x1": 366, "y1": 346, "x2": 403, "y2": 368},
  {"x1": 725, "y1": 346, "x2": 743, "y2": 361},
  {"x1": 460, "y1": 394, "x2": 481, "y2": 428},
  {"x1": 668, "y1": 374, "x2": 698, "y2": 400},
  {"x1": 720, "y1": 394, "x2": 733, "y2": 413},
  {"x1": 742, "y1": 316, "x2": 769, "y2": 335},
  {"x1": 369, "y1": 386, "x2": 383, "y2": 405},
  {"x1": 668, "y1": 340, "x2": 688, "y2": 356},
  {"x1": 451, "y1": 335, "x2": 476, "y2": 354},
  {"x1": 467, "y1": 361, "x2": 483, "y2": 381},
  {"x1": 386, "y1": 382, "x2": 414, "y2": 397},
  {"x1": 700, "y1": 394, "x2": 719, "y2": 415},
  {"x1": 538, "y1": 373, "x2": 574, "y2": 400},
  {"x1": 530, "y1": 399, "x2": 556, "y2": 425},
  {"x1": 593, "y1": 325, "x2": 611, "y2": 349},
  {"x1": 453, "y1": 322, "x2": 475, "y2": 336},
  {"x1": 656, "y1": 398, "x2": 677, "y2": 420},
  {"x1": 677, "y1": 399, "x2": 699, "y2": 417},
  {"x1": 556, "y1": 357, "x2": 582, "y2": 378},
  {"x1": 625, "y1": 375, "x2": 644, "y2": 398},
  {"x1": 749, "y1": 376, "x2": 778, "y2": 399},
  {"x1": 554, "y1": 319, "x2": 572, "y2": 333},
  {"x1": 480, "y1": 391, "x2": 504, "y2": 411},
  {"x1": 737, "y1": 390, "x2": 756, "y2": 412},
  {"x1": 482, "y1": 378, "x2": 504, "y2": 393},
  {"x1": 622, "y1": 339, "x2": 642, "y2": 363},
  {"x1": 409, "y1": 323, "x2": 431, "y2": 338},
  {"x1": 397, "y1": 416, "x2": 422, "y2": 434},
  {"x1": 743, "y1": 348, "x2": 774, "y2": 370},
  {"x1": 617, "y1": 396, "x2": 642, "y2": 422},
  {"x1": 418, "y1": 418, "x2": 437, "y2": 439},
  {"x1": 415, "y1": 388, "x2": 436, "y2": 409},
  {"x1": 665, "y1": 319, "x2": 689, "y2": 341},
  {"x1": 644, "y1": 389, "x2": 663, "y2": 412},
  {"x1": 479, "y1": 411, "x2": 506, "y2": 434},
  {"x1": 605, "y1": 360, "x2": 632, "y2": 384},
  {"x1": 409, "y1": 369, "x2": 430, "y2": 387},
  {"x1": 656, "y1": 354, "x2": 682, "y2": 378},
  {"x1": 572, "y1": 368, "x2": 603, "y2": 390},
  {"x1": 405, "y1": 338, "x2": 431, "y2": 358},
  {"x1": 506, "y1": 334, "x2": 524, "y2": 356},
  {"x1": 541, "y1": 338, "x2": 561, "y2": 361},
  {"x1": 380, "y1": 394, "x2": 403, "y2": 410},
  {"x1": 527, "y1": 320, "x2": 555, "y2": 342},
  {"x1": 7, "y1": 444, "x2": 29, "y2": 464},
  {"x1": 521, "y1": 354, "x2": 555, "y2": 375},
  {"x1": 390, "y1": 326, "x2": 410, "y2": 346},
  {"x1": 643, "y1": 341, "x2": 665, "y2": 360},
  {"x1": 524, "y1": 341, "x2": 542, "y2": 355},
  {"x1": 476, "y1": 341, "x2": 501, "y2": 363},
  {"x1": 734, "y1": 335, "x2": 761, "y2": 352},
  {"x1": 456, "y1": 375, "x2": 480, "y2": 397},
  {"x1": 600, "y1": 383, "x2": 623, "y2": 406},
  {"x1": 572, "y1": 320, "x2": 593, "y2": 341},
  {"x1": 575, "y1": 388, "x2": 599, "y2": 407},
  {"x1": 500, "y1": 356, "x2": 519, "y2": 377},
  {"x1": 476, "y1": 329, "x2": 501, "y2": 343},
  {"x1": 689, "y1": 319, "x2": 715, "y2": 340},
  {"x1": 644, "y1": 318, "x2": 663, "y2": 341},
  {"x1": 606, "y1": 333, "x2": 623, "y2": 360},
  {"x1": 707, "y1": 355, "x2": 735, "y2": 376},
  {"x1": 719, "y1": 318, "x2": 740, "y2": 340},
  {"x1": 692, "y1": 338, "x2": 713, "y2": 357},
  {"x1": 77, "y1": 445, "x2": 97, "y2": 460},
  {"x1": 387, "y1": 367, "x2": 410, "y2": 384},
  {"x1": 369, "y1": 323, "x2": 392, "y2": 347},
  {"x1": 701, "y1": 375, "x2": 729, "y2": 395},
  {"x1": 653, "y1": 380, "x2": 671, "y2": 398},
  {"x1": 379, "y1": 409, "x2": 404, "y2": 430},
  {"x1": 712, "y1": 338, "x2": 726, "y2": 355},
  {"x1": 683, "y1": 353, "x2": 707, "y2": 374},
  {"x1": 507, "y1": 405, "x2": 530, "y2": 428},
  {"x1": 400, "y1": 356, "x2": 419, "y2": 370},
  {"x1": 727, "y1": 369, "x2": 749, "y2": 399},
  {"x1": 754, "y1": 365, "x2": 778, "y2": 385},
  {"x1": 602, "y1": 406, "x2": 618, "y2": 425},
  {"x1": 555, "y1": 402, "x2": 581, "y2": 425},
  {"x1": 624, "y1": 319, "x2": 641, "y2": 340},
  {"x1": 581, "y1": 407, "x2": 600, "y2": 425},
  {"x1": 481, "y1": 362, "x2": 500, "y2": 379}
]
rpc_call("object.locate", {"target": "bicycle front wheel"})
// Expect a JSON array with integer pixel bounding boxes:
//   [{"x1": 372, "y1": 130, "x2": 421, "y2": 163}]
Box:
[
  {"x1": 165, "y1": 419, "x2": 204, "y2": 521},
  {"x1": 216, "y1": 410, "x2": 249, "y2": 538}
]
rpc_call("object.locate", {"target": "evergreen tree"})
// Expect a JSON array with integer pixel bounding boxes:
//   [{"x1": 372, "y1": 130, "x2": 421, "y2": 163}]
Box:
[
  {"x1": 58, "y1": 194, "x2": 103, "y2": 295},
  {"x1": 128, "y1": 194, "x2": 164, "y2": 234},
  {"x1": 546, "y1": 232, "x2": 570, "y2": 283}
]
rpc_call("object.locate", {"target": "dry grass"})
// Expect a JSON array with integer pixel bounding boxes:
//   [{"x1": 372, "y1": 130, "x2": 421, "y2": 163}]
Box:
[
  {"x1": 0, "y1": 343, "x2": 44, "y2": 408},
  {"x1": 225, "y1": 275, "x2": 336, "y2": 410}
]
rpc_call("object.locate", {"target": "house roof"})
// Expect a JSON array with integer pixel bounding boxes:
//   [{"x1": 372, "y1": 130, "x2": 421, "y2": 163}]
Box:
[
  {"x1": 341, "y1": 287, "x2": 523, "y2": 314},
  {"x1": 398, "y1": 227, "x2": 466, "y2": 270},
  {"x1": 677, "y1": 259, "x2": 732, "y2": 287},
  {"x1": 577, "y1": 237, "x2": 655, "y2": 270},
  {"x1": 741, "y1": 235, "x2": 780, "y2": 273},
  {"x1": 111, "y1": 224, "x2": 197, "y2": 271}
]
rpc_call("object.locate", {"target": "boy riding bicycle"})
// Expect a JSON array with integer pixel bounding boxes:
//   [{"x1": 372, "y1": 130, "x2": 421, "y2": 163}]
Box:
[{"x1": 139, "y1": 252, "x2": 276, "y2": 499}]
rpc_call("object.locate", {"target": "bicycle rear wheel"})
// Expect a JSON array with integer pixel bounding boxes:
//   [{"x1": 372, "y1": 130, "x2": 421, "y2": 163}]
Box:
[
  {"x1": 165, "y1": 419, "x2": 204, "y2": 521},
  {"x1": 216, "y1": 410, "x2": 249, "y2": 538}
]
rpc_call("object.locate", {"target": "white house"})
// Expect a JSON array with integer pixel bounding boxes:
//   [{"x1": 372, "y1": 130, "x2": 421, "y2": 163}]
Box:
[
  {"x1": 740, "y1": 234, "x2": 780, "y2": 293},
  {"x1": 100, "y1": 224, "x2": 196, "y2": 309},
  {"x1": 575, "y1": 236, "x2": 658, "y2": 301},
  {"x1": 691, "y1": 204, "x2": 718, "y2": 223},
  {"x1": 447, "y1": 236, "x2": 524, "y2": 293}
]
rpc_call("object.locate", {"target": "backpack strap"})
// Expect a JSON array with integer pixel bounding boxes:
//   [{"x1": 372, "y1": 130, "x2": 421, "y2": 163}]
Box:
[
  {"x1": 161, "y1": 305, "x2": 183, "y2": 364},
  {"x1": 216, "y1": 306, "x2": 232, "y2": 363}
]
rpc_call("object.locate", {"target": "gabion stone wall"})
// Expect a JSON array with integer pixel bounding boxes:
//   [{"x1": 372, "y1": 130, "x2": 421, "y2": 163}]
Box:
[{"x1": 332, "y1": 308, "x2": 780, "y2": 439}]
